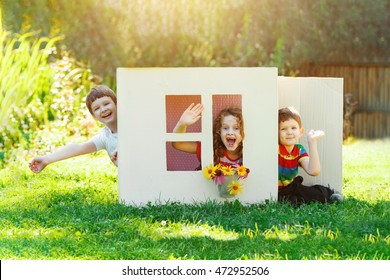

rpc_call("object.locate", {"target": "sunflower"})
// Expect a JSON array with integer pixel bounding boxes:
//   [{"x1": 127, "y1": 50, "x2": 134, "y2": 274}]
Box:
[
  {"x1": 203, "y1": 164, "x2": 216, "y2": 179},
  {"x1": 228, "y1": 180, "x2": 243, "y2": 195},
  {"x1": 213, "y1": 167, "x2": 226, "y2": 185},
  {"x1": 236, "y1": 165, "x2": 248, "y2": 177},
  {"x1": 221, "y1": 165, "x2": 234, "y2": 176}
]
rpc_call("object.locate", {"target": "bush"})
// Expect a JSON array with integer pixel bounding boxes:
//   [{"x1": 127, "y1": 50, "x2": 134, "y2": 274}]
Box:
[
  {"x1": 2, "y1": 0, "x2": 389, "y2": 80},
  {"x1": 0, "y1": 19, "x2": 101, "y2": 163}
]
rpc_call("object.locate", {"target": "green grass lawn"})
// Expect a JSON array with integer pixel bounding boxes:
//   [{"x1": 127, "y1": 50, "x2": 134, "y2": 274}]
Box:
[{"x1": 0, "y1": 139, "x2": 389, "y2": 260}]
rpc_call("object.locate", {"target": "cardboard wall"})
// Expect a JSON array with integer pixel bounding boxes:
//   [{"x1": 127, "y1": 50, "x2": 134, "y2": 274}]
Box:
[
  {"x1": 117, "y1": 69, "x2": 343, "y2": 205},
  {"x1": 278, "y1": 77, "x2": 343, "y2": 191},
  {"x1": 117, "y1": 67, "x2": 278, "y2": 205}
]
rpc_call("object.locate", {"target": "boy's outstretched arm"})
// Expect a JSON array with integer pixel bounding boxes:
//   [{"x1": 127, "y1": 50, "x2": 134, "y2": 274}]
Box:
[
  {"x1": 171, "y1": 103, "x2": 203, "y2": 154},
  {"x1": 300, "y1": 129, "x2": 325, "y2": 176},
  {"x1": 29, "y1": 141, "x2": 97, "y2": 173}
]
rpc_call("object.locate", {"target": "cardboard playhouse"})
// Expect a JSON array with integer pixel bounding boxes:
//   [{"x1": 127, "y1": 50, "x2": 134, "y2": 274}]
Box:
[{"x1": 117, "y1": 68, "x2": 343, "y2": 205}]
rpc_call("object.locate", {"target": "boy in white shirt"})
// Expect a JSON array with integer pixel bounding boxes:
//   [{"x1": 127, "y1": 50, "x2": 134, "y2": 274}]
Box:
[{"x1": 29, "y1": 85, "x2": 118, "y2": 173}]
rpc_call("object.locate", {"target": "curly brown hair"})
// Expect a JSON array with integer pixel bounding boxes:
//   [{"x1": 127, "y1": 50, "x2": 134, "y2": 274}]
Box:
[{"x1": 213, "y1": 107, "x2": 244, "y2": 164}]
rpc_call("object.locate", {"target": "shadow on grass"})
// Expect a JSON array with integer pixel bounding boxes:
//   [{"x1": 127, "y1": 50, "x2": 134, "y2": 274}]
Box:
[{"x1": 1, "y1": 188, "x2": 389, "y2": 259}]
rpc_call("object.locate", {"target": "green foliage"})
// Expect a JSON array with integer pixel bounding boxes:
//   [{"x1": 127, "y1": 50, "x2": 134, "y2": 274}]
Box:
[
  {"x1": 0, "y1": 22, "x2": 58, "y2": 126},
  {"x1": 0, "y1": 20, "x2": 101, "y2": 163},
  {"x1": 0, "y1": 139, "x2": 389, "y2": 259},
  {"x1": 4, "y1": 0, "x2": 388, "y2": 80},
  {"x1": 0, "y1": 23, "x2": 55, "y2": 157}
]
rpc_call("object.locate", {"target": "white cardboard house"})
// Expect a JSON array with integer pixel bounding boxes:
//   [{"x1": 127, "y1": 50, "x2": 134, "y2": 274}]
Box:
[{"x1": 117, "y1": 68, "x2": 343, "y2": 205}]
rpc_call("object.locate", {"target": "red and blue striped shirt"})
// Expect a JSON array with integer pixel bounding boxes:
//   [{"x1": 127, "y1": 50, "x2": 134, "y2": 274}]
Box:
[{"x1": 278, "y1": 144, "x2": 308, "y2": 190}]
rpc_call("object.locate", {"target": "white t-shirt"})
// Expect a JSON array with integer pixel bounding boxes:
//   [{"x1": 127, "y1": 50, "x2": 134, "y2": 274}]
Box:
[{"x1": 91, "y1": 126, "x2": 118, "y2": 166}]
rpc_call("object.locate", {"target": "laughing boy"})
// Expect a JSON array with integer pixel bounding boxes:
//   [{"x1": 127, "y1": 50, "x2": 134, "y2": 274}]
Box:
[{"x1": 29, "y1": 85, "x2": 118, "y2": 173}]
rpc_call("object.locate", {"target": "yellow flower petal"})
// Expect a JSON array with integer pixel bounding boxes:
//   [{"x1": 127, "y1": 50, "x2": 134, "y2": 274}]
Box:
[
  {"x1": 228, "y1": 180, "x2": 243, "y2": 195},
  {"x1": 221, "y1": 165, "x2": 234, "y2": 176},
  {"x1": 236, "y1": 165, "x2": 248, "y2": 177},
  {"x1": 203, "y1": 164, "x2": 216, "y2": 180}
]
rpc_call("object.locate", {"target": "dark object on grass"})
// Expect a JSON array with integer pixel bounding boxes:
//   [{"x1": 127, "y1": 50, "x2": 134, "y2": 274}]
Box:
[{"x1": 278, "y1": 176, "x2": 343, "y2": 206}]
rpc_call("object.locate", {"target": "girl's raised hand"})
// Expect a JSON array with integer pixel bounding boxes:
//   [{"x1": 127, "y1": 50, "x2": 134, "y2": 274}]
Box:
[{"x1": 178, "y1": 103, "x2": 204, "y2": 126}]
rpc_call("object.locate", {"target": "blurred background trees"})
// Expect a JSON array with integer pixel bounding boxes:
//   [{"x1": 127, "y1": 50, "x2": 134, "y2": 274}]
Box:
[
  {"x1": 2, "y1": 0, "x2": 388, "y2": 81},
  {"x1": 0, "y1": 0, "x2": 389, "y2": 161}
]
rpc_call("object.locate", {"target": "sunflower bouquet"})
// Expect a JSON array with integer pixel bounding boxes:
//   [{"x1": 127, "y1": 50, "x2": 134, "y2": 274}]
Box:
[{"x1": 203, "y1": 163, "x2": 250, "y2": 198}]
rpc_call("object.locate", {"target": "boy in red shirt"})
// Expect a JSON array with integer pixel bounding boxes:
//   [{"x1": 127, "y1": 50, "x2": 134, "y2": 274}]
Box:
[{"x1": 278, "y1": 107, "x2": 343, "y2": 205}]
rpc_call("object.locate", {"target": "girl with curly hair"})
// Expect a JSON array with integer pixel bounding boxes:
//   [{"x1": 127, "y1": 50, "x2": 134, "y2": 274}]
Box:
[{"x1": 172, "y1": 103, "x2": 244, "y2": 168}]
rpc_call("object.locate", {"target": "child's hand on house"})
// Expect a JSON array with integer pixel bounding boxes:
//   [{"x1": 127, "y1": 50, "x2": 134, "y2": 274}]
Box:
[
  {"x1": 111, "y1": 151, "x2": 118, "y2": 165},
  {"x1": 307, "y1": 129, "x2": 325, "y2": 143}
]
